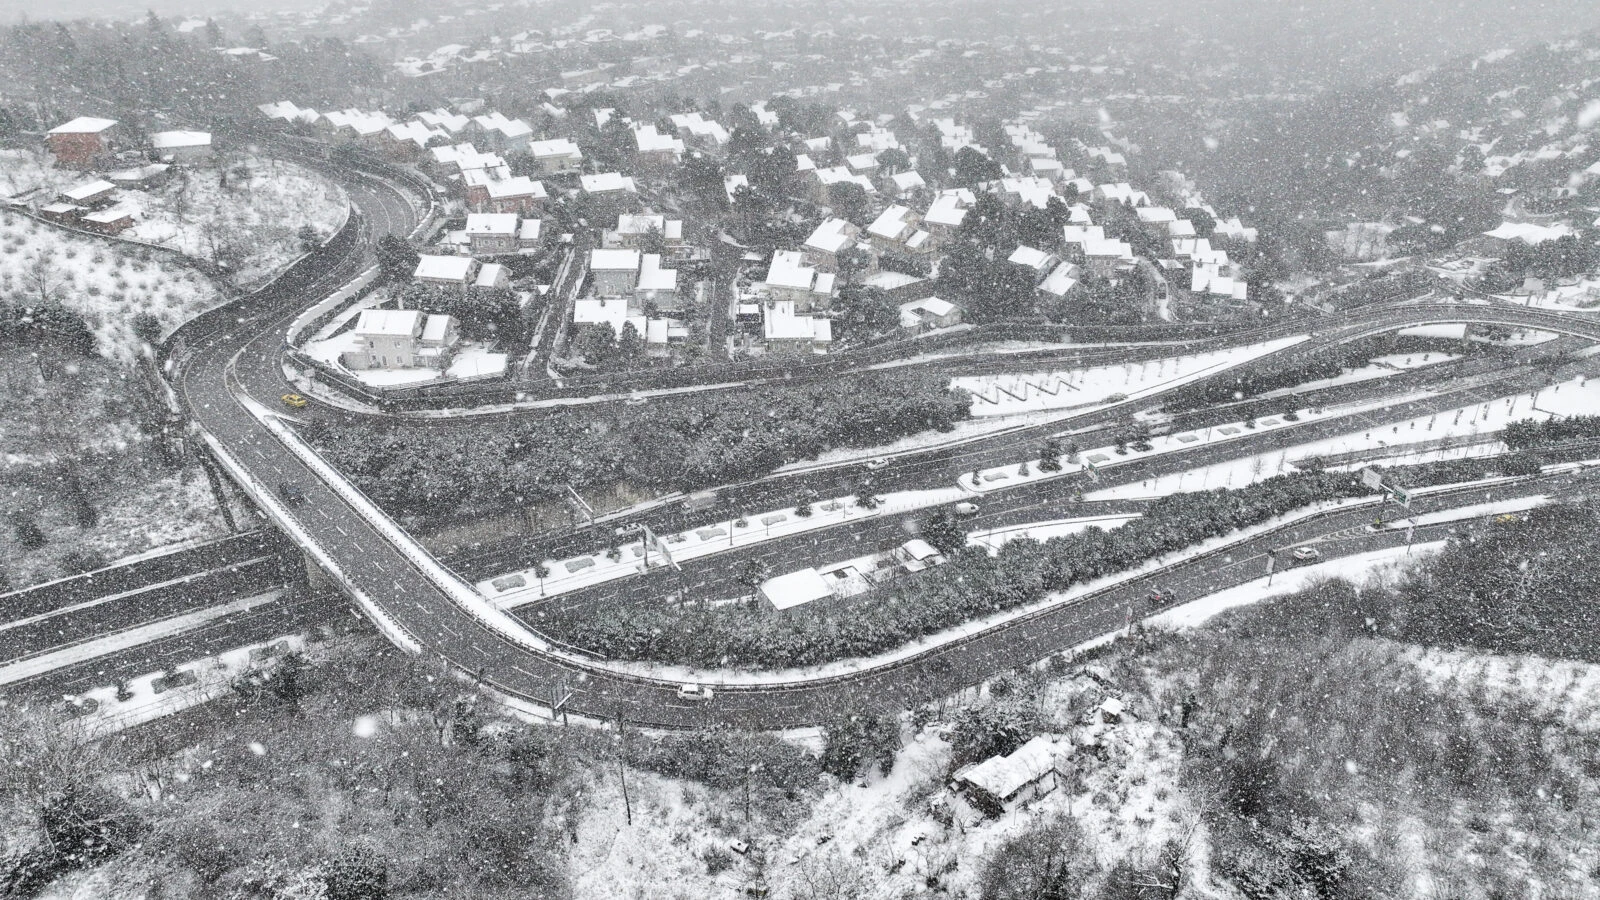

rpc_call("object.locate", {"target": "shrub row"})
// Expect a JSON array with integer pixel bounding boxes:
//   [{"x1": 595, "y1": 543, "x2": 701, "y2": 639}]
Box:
[{"x1": 545, "y1": 471, "x2": 1375, "y2": 669}]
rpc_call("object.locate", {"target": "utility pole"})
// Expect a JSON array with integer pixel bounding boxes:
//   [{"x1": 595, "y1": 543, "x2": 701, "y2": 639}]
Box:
[{"x1": 616, "y1": 715, "x2": 632, "y2": 826}]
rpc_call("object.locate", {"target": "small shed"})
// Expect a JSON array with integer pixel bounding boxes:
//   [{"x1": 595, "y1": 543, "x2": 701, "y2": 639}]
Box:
[{"x1": 80, "y1": 205, "x2": 135, "y2": 235}]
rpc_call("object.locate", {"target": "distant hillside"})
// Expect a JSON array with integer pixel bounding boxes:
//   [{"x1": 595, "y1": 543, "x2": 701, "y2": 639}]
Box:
[{"x1": 1113, "y1": 28, "x2": 1600, "y2": 270}]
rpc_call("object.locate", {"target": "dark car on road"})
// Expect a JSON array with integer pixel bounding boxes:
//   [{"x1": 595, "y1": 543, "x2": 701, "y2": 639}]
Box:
[{"x1": 278, "y1": 481, "x2": 308, "y2": 506}]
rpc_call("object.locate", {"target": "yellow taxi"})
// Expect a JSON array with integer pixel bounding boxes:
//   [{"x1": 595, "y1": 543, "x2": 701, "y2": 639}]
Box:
[{"x1": 281, "y1": 393, "x2": 309, "y2": 409}]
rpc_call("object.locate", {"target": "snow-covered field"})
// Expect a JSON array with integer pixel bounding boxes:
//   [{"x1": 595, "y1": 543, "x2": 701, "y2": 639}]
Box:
[
  {"x1": 951, "y1": 334, "x2": 1307, "y2": 417},
  {"x1": 0, "y1": 468, "x2": 229, "y2": 588},
  {"x1": 1085, "y1": 375, "x2": 1600, "y2": 502},
  {"x1": 1257, "y1": 351, "x2": 1460, "y2": 399},
  {"x1": 0, "y1": 210, "x2": 221, "y2": 363},
  {"x1": 0, "y1": 149, "x2": 347, "y2": 288}
]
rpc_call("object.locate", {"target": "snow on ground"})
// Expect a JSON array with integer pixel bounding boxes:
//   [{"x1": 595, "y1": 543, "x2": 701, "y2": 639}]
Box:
[
  {"x1": 951, "y1": 334, "x2": 1307, "y2": 417},
  {"x1": 968, "y1": 513, "x2": 1141, "y2": 552},
  {"x1": 485, "y1": 487, "x2": 966, "y2": 606},
  {"x1": 1145, "y1": 543, "x2": 1446, "y2": 631},
  {"x1": 1085, "y1": 375, "x2": 1600, "y2": 502},
  {"x1": 0, "y1": 210, "x2": 220, "y2": 363},
  {"x1": 302, "y1": 331, "x2": 508, "y2": 388},
  {"x1": 758, "y1": 714, "x2": 1194, "y2": 899},
  {"x1": 445, "y1": 345, "x2": 508, "y2": 380},
  {"x1": 1521, "y1": 277, "x2": 1600, "y2": 312},
  {"x1": 1408, "y1": 643, "x2": 1600, "y2": 733},
  {"x1": 1401, "y1": 494, "x2": 1547, "y2": 527},
  {"x1": 50, "y1": 628, "x2": 306, "y2": 738},
  {"x1": 555, "y1": 495, "x2": 1384, "y2": 686},
  {"x1": 0, "y1": 468, "x2": 229, "y2": 588},
  {"x1": 0, "y1": 150, "x2": 348, "y2": 288},
  {"x1": 1257, "y1": 351, "x2": 1460, "y2": 399},
  {"x1": 1397, "y1": 323, "x2": 1468, "y2": 340}
]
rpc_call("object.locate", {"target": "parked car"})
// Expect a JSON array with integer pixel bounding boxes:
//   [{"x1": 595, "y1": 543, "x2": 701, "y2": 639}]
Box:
[
  {"x1": 676, "y1": 683, "x2": 713, "y2": 702},
  {"x1": 954, "y1": 502, "x2": 980, "y2": 516},
  {"x1": 1291, "y1": 546, "x2": 1321, "y2": 562},
  {"x1": 281, "y1": 393, "x2": 308, "y2": 409}
]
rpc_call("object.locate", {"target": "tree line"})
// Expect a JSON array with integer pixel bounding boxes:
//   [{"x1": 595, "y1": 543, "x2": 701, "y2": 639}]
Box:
[
  {"x1": 307, "y1": 371, "x2": 970, "y2": 517},
  {"x1": 545, "y1": 470, "x2": 1380, "y2": 669}
]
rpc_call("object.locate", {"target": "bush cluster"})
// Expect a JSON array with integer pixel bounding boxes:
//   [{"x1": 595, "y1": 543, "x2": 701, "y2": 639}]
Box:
[{"x1": 310, "y1": 371, "x2": 970, "y2": 514}]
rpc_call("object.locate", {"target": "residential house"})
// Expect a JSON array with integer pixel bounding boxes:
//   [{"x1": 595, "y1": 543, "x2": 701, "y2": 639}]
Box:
[
  {"x1": 430, "y1": 142, "x2": 504, "y2": 177},
  {"x1": 517, "y1": 218, "x2": 544, "y2": 250},
  {"x1": 580, "y1": 172, "x2": 639, "y2": 216},
  {"x1": 1213, "y1": 216, "x2": 1259, "y2": 243},
  {"x1": 998, "y1": 176, "x2": 1056, "y2": 209},
  {"x1": 607, "y1": 213, "x2": 684, "y2": 253},
  {"x1": 529, "y1": 138, "x2": 584, "y2": 175},
  {"x1": 1007, "y1": 245, "x2": 1058, "y2": 283},
  {"x1": 417, "y1": 109, "x2": 471, "y2": 137},
  {"x1": 668, "y1": 112, "x2": 730, "y2": 153},
  {"x1": 1028, "y1": 157, "x2": 1066, "y2": 181},
  {"x1": 922, "y1": 189, "x2": 974, "y2": 245},
  {"x1": 866, "y1": 205, "x2": 932, "y2": 259},
  {"x1": 890, "y1": 170, "x2": 926, "y2": 198},
  {"x1": 572, "y1": 296, "x2": 646, "y2": 340},
  {"x1": 463, "y1": 169, "x2": 547, "y2": 214},
  {"x1": 950, "y1": 736, "x2": 1069, "y2": 822},
  {"x1": 46, "y1": 117, "x2": 120, "y2": 170},
  {"x1": 38, "y1": 202, "x2": 82, "y2": 225},
  {"x1": 413, "y1": 254, "x2": 479, "y2": 287},
  {"x1": 762, "y1": 299, "x2": 833, "y2": 354},
  {"x1": 802, "y1": 217, "x2": 862, "y2": 272},
  {"x1": 898, "y1": 297, "x2": 962, "y2": 333},
  {"x1": 632, "y1": 124, "x2": 685, "y2": 169},
  {"x1": 845, "y1": 152, "x2": 880, "y2": 175},
  {"x1": 1135, "y1": 206, "x2": 1177, "y2": 227},
  {"x1": 635, "y1": 253, "x2": 680, "y2": 310},
  {"x1": 811, "y1": 165, "x2": 876, "y2": 205},
  {"x1": 1083, "y1": 238, "x2": 1135, "y2": 278},
  {"x1": 474, "y1": 263, "x2": 510, "y2": 290},
  {"x1": 471, "y1": 112, "x2": 534, "y2": 153},
  {"x1": 590, "y1": 248, "x2": 642, "y2": 297},
  {"x1": 149, "y1": 131, "x2": 214, "y2": 164},
  {"x1": 1037, "y1": 261, "x2": 1081, "y2": 302},
  {"x1": 383, "y1": 121, "x2": 448, "y2": 157},
  {"x1": 1094, "y1": 182, "x2": 1148, "y2": 207},
  {"x1": 343, "y1": 309, "x2": 459, "y2": 370},
  {"x1": 762, "y1": 250, "x2": 836, "y2": 310},
  {"x1": 464, "y1": 213, "x2": 520, "y2": 255}
]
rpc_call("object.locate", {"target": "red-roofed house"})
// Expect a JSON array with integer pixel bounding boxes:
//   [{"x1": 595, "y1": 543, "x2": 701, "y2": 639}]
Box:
[{"x1": 46, "y1": 117, "x2": 120, "y2": 170}]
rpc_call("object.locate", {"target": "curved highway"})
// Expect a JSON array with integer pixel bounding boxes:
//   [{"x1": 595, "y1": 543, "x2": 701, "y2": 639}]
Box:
[{"x1": 166, "y1": 156, "x2": 1600, "y2": 728}]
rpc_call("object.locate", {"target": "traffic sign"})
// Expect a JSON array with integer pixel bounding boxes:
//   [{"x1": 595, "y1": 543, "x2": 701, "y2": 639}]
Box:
[
  {"x1": 1085, "y1": 460, "x2": 1100, "y2": 483},
  {"x1": 1391, "y1": 486, "x2": 1412, "y2": 509},
  {"x1": 1361, "y1": 467, "x2": 1383, "y2": 491}
]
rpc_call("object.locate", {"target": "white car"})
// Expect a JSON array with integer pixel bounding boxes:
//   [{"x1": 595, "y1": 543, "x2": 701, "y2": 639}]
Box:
[
  {"x1": 676, "y1": 683, "x2": 713, "y2": 702},
  {"x1": 1291, "y1": 547, "x2": 1321, "y2": 562},
  {"x1": 954, "y1": 502, "x2": 980, "y2": 516},
  {"x1": 865, "y1": 457, "x2": 890, "y2": 470}
]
